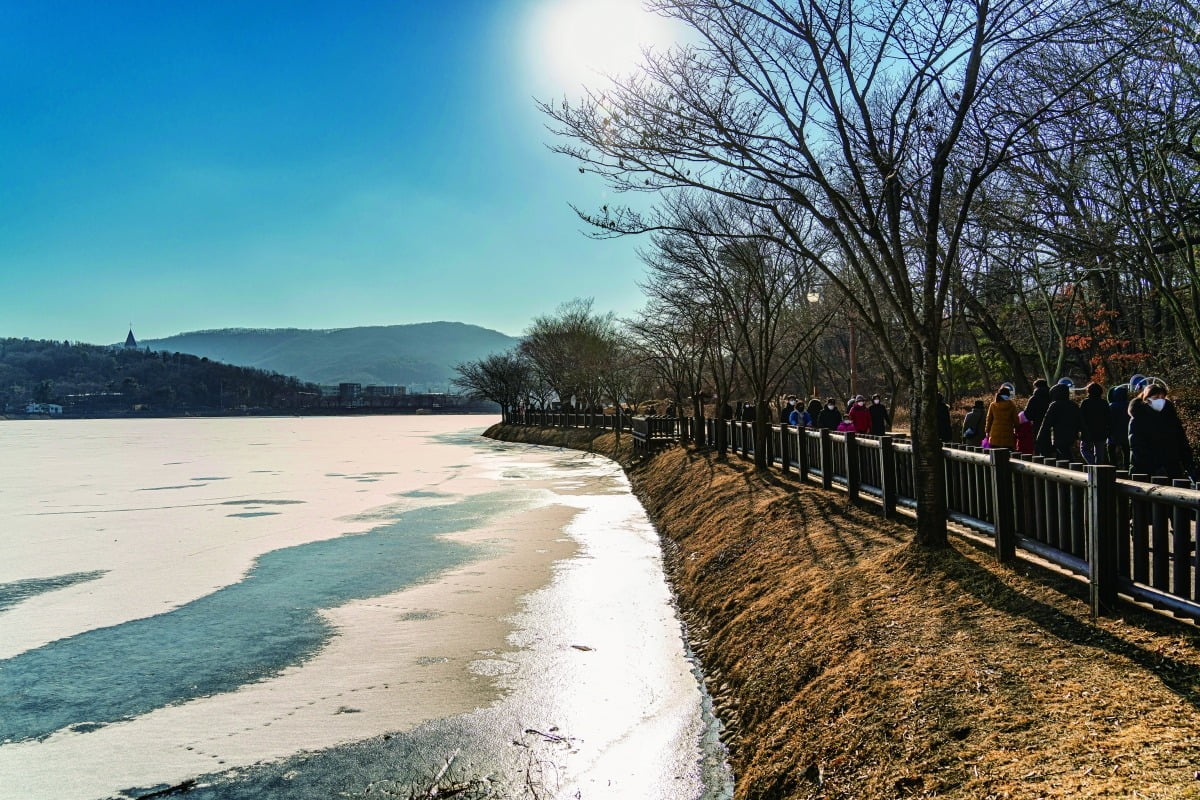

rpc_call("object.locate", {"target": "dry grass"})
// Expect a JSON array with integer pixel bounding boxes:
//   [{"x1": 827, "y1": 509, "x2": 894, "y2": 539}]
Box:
[{"x1": 487, "y1": 425, "x2": 1200, "y2": 799}]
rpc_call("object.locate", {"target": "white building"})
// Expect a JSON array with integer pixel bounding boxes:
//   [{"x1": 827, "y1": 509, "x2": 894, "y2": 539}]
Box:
[{"x1": 25, "y1": 402, "x2": 63, "y2": 415}]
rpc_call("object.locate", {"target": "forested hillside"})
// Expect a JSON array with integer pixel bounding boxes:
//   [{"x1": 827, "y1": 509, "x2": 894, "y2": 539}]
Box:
[
  {"x1": 137, "y1": 322, "x2": 520, "y2": 386},
  {"x1": 0, "y1": 338, "x2": 317, "y2": 414}
]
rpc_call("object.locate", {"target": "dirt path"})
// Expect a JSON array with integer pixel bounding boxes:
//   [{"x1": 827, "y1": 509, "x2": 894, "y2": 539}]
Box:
[{"x1": 487, "y1": 426, "x2": 1200, "y2": 799}]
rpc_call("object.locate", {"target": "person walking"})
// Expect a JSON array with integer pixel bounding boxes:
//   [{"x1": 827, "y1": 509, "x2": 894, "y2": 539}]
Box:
[
  {"x1": 816, "y1": 397, "x2": 842, "y2": 430},
  {"x1": 848, "y1": 395, "x2": 872, "y2": 434},
  {"x1": 1024, "y1": 378, "x2": 1051, "y2": 431},
  {"x1": 788, "y1": 402, "x2": 802, "y2": 427},
  {"x1": 984, "y1": 385, "x2": 1019, "y2": 450},
  {"x1": 1035, "y1": 382, "x2": 1082, "y2": 460},
  {"x1": 868, "y1": 393, "x2": 891, "y2": 435},
  {"x1": 1014, "y1": 411, "x2": 1035, "y2": 454},
  {"x1": 935, "y1": 393, "x2": 953, "y2": 442},
  {"x1": 1108, "y1": 384, "x2": 1131, "y2": 470},
  {"x1": 1128, "y1": 384, "x2": 1194, "y2": 481},
  {"x1": 962, "y1": 400, "x2": 986, "y2": 447},
  {"x1": 803, "y1": 398, "x2": 821, "y2": 428},
  {"x1": 779, "y1": 395, "x2": 796, "y2": 424},
  {"x1": 1079, "y1": 382, "x2": 1110, "y2": 464}
]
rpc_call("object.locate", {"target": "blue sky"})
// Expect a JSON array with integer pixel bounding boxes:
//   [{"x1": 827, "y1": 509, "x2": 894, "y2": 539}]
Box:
[{"x1": 0, "y1": 1, "x2": 673, "y2": 344}]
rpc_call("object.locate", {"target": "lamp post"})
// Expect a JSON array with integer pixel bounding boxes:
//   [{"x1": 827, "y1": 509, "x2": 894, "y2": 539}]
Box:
[
  {"x1": 807, "y1": 288, "x2": 857, "y2": 398},
  {"x1": 849, "y1": 319, "x2": 858, "y2": 398},
  {"x1": 807, "y1": 291, "x2": 821, "y2": 396}
]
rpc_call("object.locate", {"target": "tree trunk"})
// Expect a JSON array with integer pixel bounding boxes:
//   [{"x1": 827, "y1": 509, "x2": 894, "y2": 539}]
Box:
[
  {"x1": 753, "y1": 399, "x2": 770, "y2": 470},
  {"x1": 911, "y1": 343, "x2": 949, "y2": 548},
  {"x1": 716, "y1": 394, "x2": 730, "y2": 459}
]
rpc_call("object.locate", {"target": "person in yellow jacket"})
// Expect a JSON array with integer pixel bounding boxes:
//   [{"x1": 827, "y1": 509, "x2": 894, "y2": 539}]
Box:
[{"x1": 984, "y1": 384, "x2": 1019, "y2": 449}]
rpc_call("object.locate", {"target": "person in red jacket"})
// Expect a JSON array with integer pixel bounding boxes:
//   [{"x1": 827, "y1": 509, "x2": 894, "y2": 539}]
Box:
[{"x1": 848, "y1": 395, "x2": 872, "y2": 434}]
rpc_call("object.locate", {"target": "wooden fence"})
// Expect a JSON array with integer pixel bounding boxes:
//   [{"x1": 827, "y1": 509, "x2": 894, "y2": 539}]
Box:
[{"x1": 504, "y1": 410, "x2": 1200, "y2": 623}]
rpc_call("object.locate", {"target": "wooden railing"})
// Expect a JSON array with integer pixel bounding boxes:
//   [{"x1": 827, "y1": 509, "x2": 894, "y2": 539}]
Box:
[{"x1": 504, "y1": 411, "x2": 1200, "y2": 623}]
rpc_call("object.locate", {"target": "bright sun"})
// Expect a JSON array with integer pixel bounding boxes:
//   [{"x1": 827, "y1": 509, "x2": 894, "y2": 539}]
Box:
[{"x1": 530, "y1": 0, "x2": 677, "y2": 93}]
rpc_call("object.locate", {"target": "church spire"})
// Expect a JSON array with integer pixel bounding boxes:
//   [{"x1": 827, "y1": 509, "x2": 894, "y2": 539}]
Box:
[{"x1": 124, "y1": 326, "x2": 137, "y2": 350}]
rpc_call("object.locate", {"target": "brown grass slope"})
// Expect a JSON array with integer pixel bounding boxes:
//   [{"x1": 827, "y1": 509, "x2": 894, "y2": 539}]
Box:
[{"x1": 485, "y1": 425, "x2": 1200, "y2": 799}]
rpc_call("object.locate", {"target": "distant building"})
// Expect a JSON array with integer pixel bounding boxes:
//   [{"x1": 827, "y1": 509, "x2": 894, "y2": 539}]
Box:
[
  {"x1": 338, "y1": 383, "x2": 363, "y2": 407},
  {"x1": 124, "y1": 328, "x2": 138, "y2": 350},
  {"x1": 363, "y1": 385, "x2": 406, "y2": 397},
  {"x1": 25, "y1": 402, "x2": 63, "y2": 415}
]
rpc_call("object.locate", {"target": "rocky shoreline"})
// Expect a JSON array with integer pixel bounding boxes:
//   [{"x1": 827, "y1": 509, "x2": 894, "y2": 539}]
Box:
[{"x1": 485, "y1": 423, "x2": 1200, "y2": 800}]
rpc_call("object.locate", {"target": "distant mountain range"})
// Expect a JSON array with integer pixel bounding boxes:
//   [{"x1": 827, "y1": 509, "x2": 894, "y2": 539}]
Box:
[{"x1": 136, "y1": 323, "x2": 521, "y2": 387}]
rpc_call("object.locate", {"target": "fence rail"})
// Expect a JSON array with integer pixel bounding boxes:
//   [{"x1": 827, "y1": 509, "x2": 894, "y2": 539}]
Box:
[{"x1": 502, "y1": 410, "x2": 1200, "y2": 622}]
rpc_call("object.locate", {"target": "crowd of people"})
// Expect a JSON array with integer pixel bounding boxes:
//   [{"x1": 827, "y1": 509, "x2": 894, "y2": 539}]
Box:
[
  {"x1": 970, "y1": 377, "x2": 1195, "y2": 482},
  {"x1": 773, "y1": 393, "x2": 893, "y2": 436},
  {"x1": 765, "y1": 375, "x2": 1194, "y2": 482}
]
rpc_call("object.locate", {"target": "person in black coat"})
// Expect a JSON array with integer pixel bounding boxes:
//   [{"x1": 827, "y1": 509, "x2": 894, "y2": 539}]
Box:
[
  {"x1": 816, "y1": 397, "x2": 842, "y2": 430},
  {"x1": 1023, "y1": 378, "x2": 1051, "y2": 430},
  {"x1": 1107, "y1": 384, "x2": 1130, "y2": 470},
  {"x1": 805, "y1": 398, "x2": 823, "y2": 428},
  {"x1": 1035, "y1": 382, "x2": 1082, "y2": 460},
  {"x1": 935, "y1": 393, "x2": 952, "y2": 442},
  {"x1": 1078, "y1": 381, "x2": 1110, "y2": 464},
  {"x1": 778, "y1": 396, "x2": 794, "y2": 424},
  {"x1": 962, "y1": 400, "x2": 986, "y2": 446},
  {"x1": 1128, "y1": 385, "x2": 1194, "y2": 481},
  {"x1": 868, "y1": 393, "x2": 891, "y2": 435},
  {"x1": 1022, "y1": 381, "x2": 1051, "y2": 431}
]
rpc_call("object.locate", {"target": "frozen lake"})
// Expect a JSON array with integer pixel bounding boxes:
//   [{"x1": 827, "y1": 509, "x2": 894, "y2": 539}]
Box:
[{"x1": 0, "y1": 415, "x2": 729, "y2": 800}]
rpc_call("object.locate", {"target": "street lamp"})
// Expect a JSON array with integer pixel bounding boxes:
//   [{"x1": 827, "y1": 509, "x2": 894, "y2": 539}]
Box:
[
  {"x1": 809, "y1": 290, "x2": 857, "y2": 397},
  {"x1": 806, "y1": 291, "x2": 821, "y2": 396},
  {"x1": 849, "y1": 319, "x2": 857, "y2": 398}
]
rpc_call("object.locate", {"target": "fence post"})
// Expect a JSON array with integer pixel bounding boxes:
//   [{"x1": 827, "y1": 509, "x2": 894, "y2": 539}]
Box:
[
  {"x1": 1087, "y1": 464, "x2": 1119, "y2": 617},
  {"x1": 880, "y1": 436, "x2": 897, "y2": 519},
  {"x1": 845, "y1": 432, "x2": 860, "y2": 504},
  {"x1": 1172, "y1": 478, "x2": 1192, "y2": 599},
  {"x1": 797, "y1": 429, "x2": 810, "y2": 483},
  {"x1": 820, "y1": 428, "x2": 834, "y2": 491},
  {"x1": 780, "y1": 426, "x2": 791, "y2": 475},
  {"x1": 991, "y1": 448, "x2": 1016, "y2": 563}
]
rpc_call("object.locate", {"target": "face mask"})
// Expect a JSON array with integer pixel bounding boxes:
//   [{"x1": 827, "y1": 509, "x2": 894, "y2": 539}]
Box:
[
  {"x1": 873, "y1": 399, "x2": 880, "y2": 404},
  {"x1": 857, "y1": 401, "x2": 865, "y2": 407},
  {"x1": 827, "y1": 404, "x2": 835, "y2": 410},
  {"x1": 999, "y1": 394, "x2": 1010, "y2": 401},
  {"x1": 1149, "y1": 397, "x2": 1166, "y2": 412}
]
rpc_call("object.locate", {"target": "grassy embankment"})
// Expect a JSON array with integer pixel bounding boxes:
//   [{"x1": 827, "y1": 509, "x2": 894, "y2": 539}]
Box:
[{"x1": 485, "y1": 423, "x2": 1200, "y2": 800}]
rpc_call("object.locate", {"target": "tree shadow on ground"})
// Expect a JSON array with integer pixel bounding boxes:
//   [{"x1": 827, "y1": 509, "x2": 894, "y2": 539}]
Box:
[{"x1": 911, "y1": 545, "x2": 1200, "y2": 709}]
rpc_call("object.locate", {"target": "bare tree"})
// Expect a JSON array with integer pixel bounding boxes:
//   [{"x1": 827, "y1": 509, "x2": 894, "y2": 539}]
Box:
[
  {"x1": 452, "y1": 351, "x2": 532, "y2": 420},
  {"x1": 520, "y1": 298, "x2": 619, "y2": 412},
  {"x1": 541, "y1": 0, "x2": 1145, "y2": 545},
  {"x1": 627, "y1": 298, "x2": 712, "y2": 443},
  {"x1": 636, "y1": 193, "x2": 830, "y2": 466}
]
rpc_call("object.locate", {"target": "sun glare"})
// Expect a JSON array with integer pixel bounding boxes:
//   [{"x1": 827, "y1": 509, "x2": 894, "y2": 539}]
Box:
[{"x1": 530, "y1": 0, "x2": 677, "y2": 93}]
